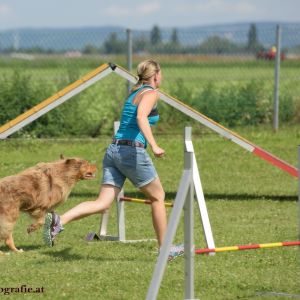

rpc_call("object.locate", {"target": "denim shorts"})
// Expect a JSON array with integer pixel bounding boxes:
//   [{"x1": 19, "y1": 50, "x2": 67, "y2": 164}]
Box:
[{"x1": 102, "y1": 143, "x2": 158, "y2": 188}]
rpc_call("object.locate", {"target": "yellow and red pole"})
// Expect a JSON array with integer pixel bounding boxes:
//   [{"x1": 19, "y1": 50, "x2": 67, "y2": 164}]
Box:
[
  {"x1": 119, "y1": 196, "x2": 173, "y2": 207},
  {"x1": 195, "y1": 241, "x2": 300, "y2": 254}
]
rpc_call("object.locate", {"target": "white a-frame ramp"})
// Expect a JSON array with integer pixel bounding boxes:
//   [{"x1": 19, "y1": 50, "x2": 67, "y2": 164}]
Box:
[{"x1": 0, "y1": 62, "x2": 298, "y2": 178}]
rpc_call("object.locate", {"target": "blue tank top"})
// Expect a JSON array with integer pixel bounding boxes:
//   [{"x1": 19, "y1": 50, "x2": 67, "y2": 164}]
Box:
[{"x1": 114, "y1": 85, "x2": 159, "y2": 147}]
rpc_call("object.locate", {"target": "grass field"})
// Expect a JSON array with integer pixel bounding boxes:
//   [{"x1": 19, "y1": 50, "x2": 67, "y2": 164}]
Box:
[
  {"x1": 1, "y1": 56, "x2": 300, "y2": 95},
  {"x1": 0, "y1": 125, "x2": 299, "y2": 299}
]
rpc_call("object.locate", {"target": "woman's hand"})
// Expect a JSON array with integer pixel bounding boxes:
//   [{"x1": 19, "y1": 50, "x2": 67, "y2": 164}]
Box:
[{"x1": 151, "y1": 145, "x2": 165, "y2": 158}]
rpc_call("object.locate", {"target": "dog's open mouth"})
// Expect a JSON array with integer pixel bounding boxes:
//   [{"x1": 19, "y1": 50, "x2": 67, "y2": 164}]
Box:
[{"x1": 83, "y1": 172, "x2": 96, "y2": 179}]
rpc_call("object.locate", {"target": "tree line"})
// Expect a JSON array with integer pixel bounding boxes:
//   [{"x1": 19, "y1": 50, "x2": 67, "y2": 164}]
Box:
[
  {"x1": 84, "y1": 24, "x2": 263, "y2": 55},
  {"x1": 1, "y1": 24, "x2": 265, "y2": 55}
]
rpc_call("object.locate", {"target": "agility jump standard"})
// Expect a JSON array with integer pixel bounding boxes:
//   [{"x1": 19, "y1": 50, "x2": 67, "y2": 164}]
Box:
[
  {"x1": 92, "y1": 124, "x2": 216, "y2": 252},
  {"x1": 147, "y1": 143, "x2": 300, "y2": 300},
  {"x1": 147, "y1": 127, "x2": 196, "y2": 300},
  {"x1": 103, "y1": 196, "x2": 300, "y2": 254}
]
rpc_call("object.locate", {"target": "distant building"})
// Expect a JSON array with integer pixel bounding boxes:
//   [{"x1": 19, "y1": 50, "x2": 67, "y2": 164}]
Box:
[{"x1": 64, "y1": 51, "x2": 82, "y2": 58}]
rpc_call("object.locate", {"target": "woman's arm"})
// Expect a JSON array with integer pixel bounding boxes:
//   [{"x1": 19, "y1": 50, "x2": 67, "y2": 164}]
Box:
[{"x1": 136, "y1": 90, "x2": 164, "y2": 157}]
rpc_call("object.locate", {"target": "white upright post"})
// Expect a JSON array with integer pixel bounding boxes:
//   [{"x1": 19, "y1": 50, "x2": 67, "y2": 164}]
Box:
[
  {"x1": 146, "y1": 128, "x2": 197, "y2": 300},
  {"x1": 113, "y1": 121, "x2": 126, "y2": 242},
  {"x1": 184, "y1": 128, "x2": 195, "y2": 299},
  {"x1": 185, "y1": 127, "x2": 215, "y2": 253},
  {"x1": 98, "y1": 121, "x2": 126, "y2": 241},
  {"x1": 99, "y1": 211, "x2": 110, "y2": 237},
  {"x1": 117, "y1": 189, "x2": 126, "y2": 241}
]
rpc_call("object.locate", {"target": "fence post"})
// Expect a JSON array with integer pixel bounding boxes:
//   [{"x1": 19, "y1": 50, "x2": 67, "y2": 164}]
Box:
[
  {"x1": 126, "y1": 28, "x2": 133, "y2": 94},
  {"x1": 273, "y1": 24, "x2": 281, "y2": 132}
]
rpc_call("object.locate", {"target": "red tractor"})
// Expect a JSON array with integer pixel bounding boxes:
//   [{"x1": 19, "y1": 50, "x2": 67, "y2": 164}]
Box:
[{"x1": 256, "y1": 46, "x2": 285, "y2": 60}]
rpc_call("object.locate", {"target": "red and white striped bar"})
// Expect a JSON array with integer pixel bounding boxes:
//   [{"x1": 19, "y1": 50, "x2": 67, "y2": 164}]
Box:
[
  {"x1": 195, "y1": 240, "x2": 300, "y2": 254},
  {"x1": 119, "y1": 196, "x2": 173, "y2": 207}
]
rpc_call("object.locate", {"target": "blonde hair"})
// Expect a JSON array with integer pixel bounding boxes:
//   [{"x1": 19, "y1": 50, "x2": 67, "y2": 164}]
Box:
[{"x1": 131, "y1": 59, "x2": 160, "y2": 92}]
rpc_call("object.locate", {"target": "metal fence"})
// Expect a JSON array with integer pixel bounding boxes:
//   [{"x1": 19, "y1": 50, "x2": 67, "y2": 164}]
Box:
[
  {"x1": 1, "y1": 23, "x2": 299, "y2": 77},
  {"x1": 0, "y1": 23, "x2": 299, "y2": 130}
]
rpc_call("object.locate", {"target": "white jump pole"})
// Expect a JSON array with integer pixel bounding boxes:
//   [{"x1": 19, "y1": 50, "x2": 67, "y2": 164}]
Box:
[
  {"x1": 184, "y1": 131, "x2": 195, "y2": 300},
  {"x1": 98, "y1": 121, "x2": 125, "y2": 241},
  {"x1": 185, "y1": 127, "x2": 215, "y2": 253},
  {"x1": 146, "y1": 128, "x2": 197, "y2": 300},
  {"x1": 114, "y1": 121, "x2": 126, "y2": 242}
]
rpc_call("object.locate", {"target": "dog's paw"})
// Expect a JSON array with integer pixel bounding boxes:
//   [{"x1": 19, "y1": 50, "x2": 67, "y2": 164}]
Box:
[{"x1": 13, "y1": 248, "x2": 24, "y2": 253}]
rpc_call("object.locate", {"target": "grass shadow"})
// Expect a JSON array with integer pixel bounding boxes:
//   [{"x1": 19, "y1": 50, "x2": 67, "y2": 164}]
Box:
[
  {"x1": 41, "y1": 247, "x2": 85, "y2": 261},
  {"x1": 0, "y1": 244, "x2": 41, "y2": 252},
  {"x1": 71, "y1": 191, "x2": 297, "y2": 202},
  {"x1": 41, "y1": 245, "x2": 151, "y2": 263},
  {"x1": 203, "y1": 193, "x2": 297, "y2": 201},
  {"x1": 118, "y1": 191, "x2": 297, "y2": 202}
]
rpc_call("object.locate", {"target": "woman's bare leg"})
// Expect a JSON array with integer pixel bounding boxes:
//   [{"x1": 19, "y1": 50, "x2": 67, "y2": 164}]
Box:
[
  {"x1": 140, "y1": 177, "x2": 167, "y2": 247},
  {"x1": 60, "y1": 185, "x2": 121, "y2": 226}
]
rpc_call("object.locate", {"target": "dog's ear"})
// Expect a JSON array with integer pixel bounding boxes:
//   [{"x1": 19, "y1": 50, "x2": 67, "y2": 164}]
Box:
[
  {"x1": 60, "y1": 154, "x2": 65, "y2": 160},
  {"x1": 65, "y1": 158, "x2": 78, "y2": 165}
]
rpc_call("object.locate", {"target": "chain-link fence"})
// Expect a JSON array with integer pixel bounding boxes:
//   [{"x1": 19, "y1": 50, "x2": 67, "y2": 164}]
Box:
[{"x1": 0, "y1": 23, "x2": 299, "y2": 136}]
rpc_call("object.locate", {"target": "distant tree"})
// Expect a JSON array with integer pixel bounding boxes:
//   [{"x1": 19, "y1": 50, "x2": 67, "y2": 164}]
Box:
[
  {"x1": 83, "y1": 44, "x2": 99, "y2": 55},
  {"x1": 103, "y1": 33, "x2": 126, "y2": 54},
  {"x1": 199, "y1": 35, "x2": 240, "y2": 54},
  {"x1": 133, "y1": 35, "x2": 149, "y2": 53},
  {"x1": 150, "y1": 25, "x2": 161, "y2": 45},
  {"x1": 23, "y1": 46, "x2": 56, "y2": 54},
  {"x1": 170, "y1": 28, "x2": 179, "y2": 45},
  {"x1": 248, "y1": 24, "x2": 257, "y2": 47},
  {"x1": 247, "y1": 23, "x2": 262, "y2": 52},
  {"x1": 156, "y1": 28, "x2": 183, "y2": 54}
]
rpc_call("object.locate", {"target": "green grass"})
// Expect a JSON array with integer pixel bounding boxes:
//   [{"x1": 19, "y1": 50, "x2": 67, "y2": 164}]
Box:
[
  {"x1": 0, "y1": 125, "x2": 299, "y2": 299},
  {"x1": 1, "y1": 57, "x2": 299, "y2": 96}
]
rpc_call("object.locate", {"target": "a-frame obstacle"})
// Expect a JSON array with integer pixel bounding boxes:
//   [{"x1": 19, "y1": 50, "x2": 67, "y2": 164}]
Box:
[{"x1": 0, "y1": 63, "x2": 298, "y2": 179}]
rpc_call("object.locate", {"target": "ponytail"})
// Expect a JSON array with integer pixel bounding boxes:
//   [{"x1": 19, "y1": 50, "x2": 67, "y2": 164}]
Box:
[{"x1": 131, "y1": 59, "x2": 160, "y2": 92}]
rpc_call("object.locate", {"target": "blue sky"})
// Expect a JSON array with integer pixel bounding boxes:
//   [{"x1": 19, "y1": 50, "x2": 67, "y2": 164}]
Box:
[{"x1": 0, "y1": 0, "x2": 299, "y2": 30}]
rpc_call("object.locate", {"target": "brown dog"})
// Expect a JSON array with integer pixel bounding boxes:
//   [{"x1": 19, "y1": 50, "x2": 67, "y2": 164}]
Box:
[{"x1": 0, "y1": 155, "x2": 97, "y2": 253}]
